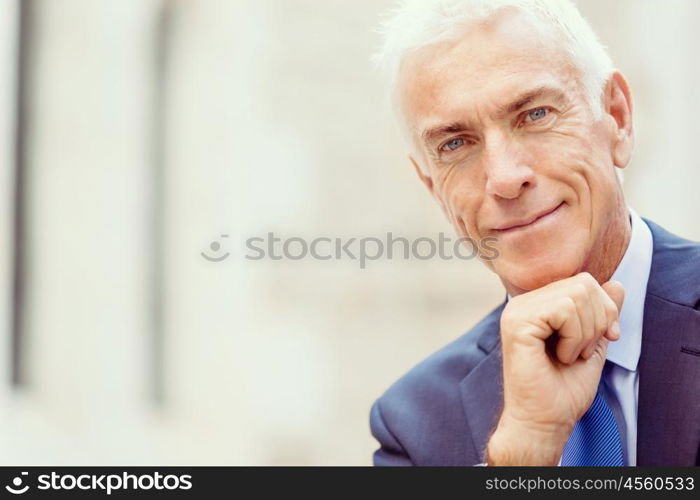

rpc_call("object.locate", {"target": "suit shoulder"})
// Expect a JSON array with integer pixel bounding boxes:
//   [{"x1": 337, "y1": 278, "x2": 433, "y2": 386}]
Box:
[
  {"x1": 376, "y1": 302, "x2": 504, "y2": 411},
  {"x1": 645, "y1": 219, "x2": 700, "y2": 308}
]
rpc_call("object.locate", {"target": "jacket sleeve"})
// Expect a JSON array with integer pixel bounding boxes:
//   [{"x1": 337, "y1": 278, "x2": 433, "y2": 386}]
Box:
[{"x1": 369, "y1": 399, "x2": 413, "y2": 466}]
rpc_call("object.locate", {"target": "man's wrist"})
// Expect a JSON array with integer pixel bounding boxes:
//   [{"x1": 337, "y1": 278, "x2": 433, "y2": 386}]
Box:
[{"x1": 485, "y1": 416, "x2": 571, "y2": 466}]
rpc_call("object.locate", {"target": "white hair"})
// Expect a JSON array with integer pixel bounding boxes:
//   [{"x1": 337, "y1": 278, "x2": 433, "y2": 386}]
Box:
[
  {"x1": 373, "y1": 0, "x2": 624, "y2": 183},
  {"x1": 374, "y1": 0, "x2": 614, "y2": 118}
]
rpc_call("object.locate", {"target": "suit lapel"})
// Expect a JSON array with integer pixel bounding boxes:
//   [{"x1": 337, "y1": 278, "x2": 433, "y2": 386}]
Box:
[
  {"x1": 458, "y1": 304, "x2": 505, "y2": 463},
  {"x1": 637, "y1": 295, "x2": 700, "y2": 465},
  {"x1": 637, "y1": 219, "x2": 700, "y2": 466}
]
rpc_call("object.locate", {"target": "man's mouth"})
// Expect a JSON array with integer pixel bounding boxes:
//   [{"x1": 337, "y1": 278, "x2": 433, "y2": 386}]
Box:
[{"x1": 492, "y1": 202, "x2": 566, "y2": 233}]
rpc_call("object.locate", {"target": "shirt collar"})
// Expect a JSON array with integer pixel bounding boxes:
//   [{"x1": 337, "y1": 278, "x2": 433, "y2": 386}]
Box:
[{"x1": 503, "y1": 208, "x2": 652, "y2": 372}]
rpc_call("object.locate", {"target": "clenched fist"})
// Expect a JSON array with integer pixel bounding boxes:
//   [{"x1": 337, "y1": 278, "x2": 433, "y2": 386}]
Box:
[{"x1": 486, "y1": 272, "x2": 625, "y2": 465}]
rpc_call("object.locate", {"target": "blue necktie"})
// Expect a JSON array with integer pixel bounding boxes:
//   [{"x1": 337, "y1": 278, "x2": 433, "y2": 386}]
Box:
[{"x1": 560, "y1": 384, "x2": 624, "y2": 466}]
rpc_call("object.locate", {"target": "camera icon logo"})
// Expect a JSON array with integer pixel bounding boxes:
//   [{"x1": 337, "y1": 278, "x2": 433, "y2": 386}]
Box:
[
  {"x1": 201, "y1": 234, "x2": 230, "y2": 262},
  {"x1": 5, "y1": 472, "x2": 29, "y2": 494}
]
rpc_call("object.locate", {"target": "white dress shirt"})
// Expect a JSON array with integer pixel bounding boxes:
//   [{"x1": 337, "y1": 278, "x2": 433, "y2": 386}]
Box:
[{"x1": 600, "y1": 208, "x2": 653, "y2": 465}]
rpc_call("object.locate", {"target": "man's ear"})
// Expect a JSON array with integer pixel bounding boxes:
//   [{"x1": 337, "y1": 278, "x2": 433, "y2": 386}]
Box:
[
  {"x1": 410, "y1": 156, "x2": 434, "y2": 194},
  {"x1": 410, "y1": 156, "x2": 450, "y2": 217},
  {"x1": 605, "y1": 71, "x2": 635, "y2": 169}
]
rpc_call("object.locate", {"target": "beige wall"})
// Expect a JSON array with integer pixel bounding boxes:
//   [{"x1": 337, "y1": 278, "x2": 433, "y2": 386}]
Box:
[{"x1": 0, "y1": 0, "x2": 698, "y2": 465}]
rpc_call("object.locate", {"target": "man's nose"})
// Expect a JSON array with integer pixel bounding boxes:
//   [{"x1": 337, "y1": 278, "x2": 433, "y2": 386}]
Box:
[{"x1": 483, "y1": 137, "x2": 535, "y2": 200}]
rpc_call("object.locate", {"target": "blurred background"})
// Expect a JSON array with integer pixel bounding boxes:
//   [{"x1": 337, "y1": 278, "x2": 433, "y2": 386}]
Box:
[{"x1": 0, "y1": 0, "x2": 698, "y2": 465}]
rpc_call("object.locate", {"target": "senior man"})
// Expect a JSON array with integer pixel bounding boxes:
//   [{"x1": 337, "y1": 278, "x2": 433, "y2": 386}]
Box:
[{"x1": 370, "y1": 0, "x2": 700, "y2": 466}]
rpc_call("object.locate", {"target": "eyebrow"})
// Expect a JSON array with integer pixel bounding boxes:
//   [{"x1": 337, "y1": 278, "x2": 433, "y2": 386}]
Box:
[
  {"x1": 498, "y1": 85, "x2": 568, "y2": 116},
  {"x1": 421, "y1": 122, "x2": 469, "y2": 147},
  {"x1": 420, "y1": 85, "x2": 569, "y2": 148}
]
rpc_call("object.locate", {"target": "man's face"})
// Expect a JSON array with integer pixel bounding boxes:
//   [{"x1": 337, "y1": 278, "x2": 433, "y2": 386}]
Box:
[{"x1": 399, "y1": 11, "x2": 632, "y2": 294}]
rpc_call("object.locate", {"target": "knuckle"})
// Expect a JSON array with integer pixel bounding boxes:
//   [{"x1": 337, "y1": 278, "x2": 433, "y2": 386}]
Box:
[
  {"x1": 571, "y1": 283, "x2": 588, "y2": 301},
  {"x1": 605, "y1": 301, "x2": 619, "y2": 319},
  {"x1": 560, "y1": 296, "x2": 577, "y2": 314},
  {"x1": 601, "y1": 294, "x2": 619, "y2": 315},
  {"x1": 577, "y1": 272, "x2": 595, "y2": 286},
  {"x1": 595, "y1": 321, "x2": 608, "y2": 336}
]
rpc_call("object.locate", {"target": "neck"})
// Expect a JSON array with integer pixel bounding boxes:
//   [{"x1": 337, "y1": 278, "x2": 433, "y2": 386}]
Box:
[{"x1": 582, "y1": 207, "x2": 632, "y2": 285}]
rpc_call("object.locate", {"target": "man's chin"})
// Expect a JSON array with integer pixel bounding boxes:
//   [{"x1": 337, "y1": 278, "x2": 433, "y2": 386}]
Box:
[{"x1": 494, "y1": 260, "x2": 580, "y2": 295}]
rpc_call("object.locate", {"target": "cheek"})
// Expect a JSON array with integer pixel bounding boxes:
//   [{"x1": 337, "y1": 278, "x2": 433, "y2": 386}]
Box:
[
  {"x1": 435, "y1": 169, "x2": 483, "y2": 236},
  {"x1": 526, "y1": 133, "x2": 598, "y2": 195},
  {"x1": 525, "y1": 131, "x2": 590, "y2": 168},
  {"x1": 540, "y1": 136, "x2": 620, "y2": 239}
]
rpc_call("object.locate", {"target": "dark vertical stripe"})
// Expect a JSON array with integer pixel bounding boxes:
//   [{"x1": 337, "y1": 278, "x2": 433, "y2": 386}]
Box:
[
  {"x1": 150, "y1": 0, "x2": 173, "y2": 404},
  {"x1": 11, "y1": 0, "x2": 34, "y2": 387}
]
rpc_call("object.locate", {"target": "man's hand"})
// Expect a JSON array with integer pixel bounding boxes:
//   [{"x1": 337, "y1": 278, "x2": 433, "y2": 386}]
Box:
[{"x1": 486, "y1": 272, "x2": 625, "y2": 465}]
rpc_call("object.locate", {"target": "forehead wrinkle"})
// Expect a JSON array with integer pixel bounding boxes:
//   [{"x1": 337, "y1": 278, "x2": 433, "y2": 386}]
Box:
[{"x1": 400, "y1": 15, "x2": 585, "y2": 156}]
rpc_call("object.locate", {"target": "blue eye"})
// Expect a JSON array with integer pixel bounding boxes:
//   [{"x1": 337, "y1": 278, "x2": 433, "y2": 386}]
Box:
[
  {"x1": 442, "y1": 138, "x2": 465, "y2": 151},
  {"x1": 527, "y1": 107, "x2": 548, "y2": 121}
]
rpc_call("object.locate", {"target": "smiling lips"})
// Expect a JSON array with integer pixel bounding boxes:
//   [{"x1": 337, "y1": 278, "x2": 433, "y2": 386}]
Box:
[{"x1": 492, "y1": 202, "x2": 565, "y2": 233}]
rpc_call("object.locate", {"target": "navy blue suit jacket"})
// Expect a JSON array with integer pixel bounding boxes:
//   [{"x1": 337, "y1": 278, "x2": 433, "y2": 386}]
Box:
[{"x1": 370, "y1": 219, "x2": 700, "y2": 466}]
